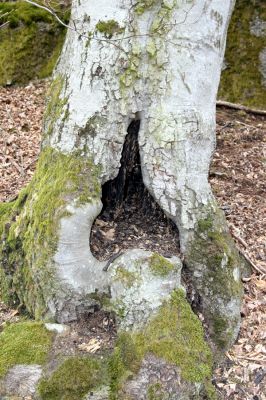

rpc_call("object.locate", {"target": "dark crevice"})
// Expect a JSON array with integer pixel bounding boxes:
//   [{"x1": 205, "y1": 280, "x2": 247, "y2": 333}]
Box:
[{"x1": 90, "y1": 119, "x2": 180, "y2": 261}]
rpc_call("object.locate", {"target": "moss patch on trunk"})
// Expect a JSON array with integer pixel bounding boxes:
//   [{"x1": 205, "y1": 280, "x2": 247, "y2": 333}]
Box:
[
  {"x1": 0, "y1": 1, "x2": 68, "y2": 85},
  {"x1": 0, "y1": 147, "x2": 101, "y2": 318},
  {"x1": 186, "y1": 207, "x2": 244, "y2": 352}
]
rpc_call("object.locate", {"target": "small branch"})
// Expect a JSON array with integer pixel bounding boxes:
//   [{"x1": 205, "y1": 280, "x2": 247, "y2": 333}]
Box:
[
  {"x1": 25, "y1": 0, "x2": 71, "y2": 30},
  {"x1": 216, "y1": 100, "x2": 266, "y2": 116},
  {"x1": 230, "y1": 230, "x2": 248, "y2": 248},
  {"x1": 0, "y1": 21, "x2": 9, "y2": 29},
  {"x1": 241, "y1": 252, "x2": 266, "y2": 276},
  {"x1": 24, "y1": 0, "x2": 127, "y2": 53}
]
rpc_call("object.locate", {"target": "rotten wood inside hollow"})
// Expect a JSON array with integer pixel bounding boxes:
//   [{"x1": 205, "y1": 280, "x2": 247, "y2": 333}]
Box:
[{"x1": 90, "y1": 119, "x2": 180, "y2": 261}]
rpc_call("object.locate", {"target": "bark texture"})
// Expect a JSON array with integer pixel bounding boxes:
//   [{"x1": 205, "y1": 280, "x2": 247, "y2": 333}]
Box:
[{"x1": 0, "y1": 1, "x2": 247, "y2": 398}]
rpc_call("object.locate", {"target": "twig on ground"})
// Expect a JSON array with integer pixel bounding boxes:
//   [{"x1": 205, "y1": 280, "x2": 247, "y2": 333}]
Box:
[
  {"x1": 216, "y1": 100, "x2": 266, "y2": 116},
  {"x1": 240, "y1": 251, "x2": 266, "y2": 276}
]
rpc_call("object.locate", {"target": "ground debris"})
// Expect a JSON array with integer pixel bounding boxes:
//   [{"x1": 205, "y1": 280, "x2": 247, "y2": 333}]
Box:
[{"x1": 0, "y1": 80, "x2": 47, "y2": 202}]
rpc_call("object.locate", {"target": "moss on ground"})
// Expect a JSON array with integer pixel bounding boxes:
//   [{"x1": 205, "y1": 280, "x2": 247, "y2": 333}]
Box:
[
  {"x1": 0, "y1": 1, "x2": 68, "y2": 85},
  {"x1": 38, "y1": 357, "x2": 105, "y2": 400},
  {"x1": 108, "y1": 290, "x2": 214, "y2": 398},
  {"x1": 0, "y1": 291, "x2": 214, "y2": 398},
  {"x1": 0, "y1": 321, "x2": 53, "y2": 378},
  {"x1": 219, "y1": 0, "x2": 266, "y2": 108},
  {"x1": 148, "y1": 253, "x2": 175, "y2": 276},
  {"x1": 0, "y1": 147, "x2": 101, "y2": 317}
]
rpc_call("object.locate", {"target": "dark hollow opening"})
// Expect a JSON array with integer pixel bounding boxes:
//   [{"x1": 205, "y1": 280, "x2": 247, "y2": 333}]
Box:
[{"x1": 90, "y1": 119, "x2": 180, "y2": 261}]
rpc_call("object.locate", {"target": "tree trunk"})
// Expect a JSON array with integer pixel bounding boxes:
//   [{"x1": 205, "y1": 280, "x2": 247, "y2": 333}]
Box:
[{"x1": 0, "y1": 0, "x2": 248, "y2": 397}]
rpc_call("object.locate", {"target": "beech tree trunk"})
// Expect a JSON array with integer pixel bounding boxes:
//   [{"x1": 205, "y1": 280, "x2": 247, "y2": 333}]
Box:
[{"x1": 0, "y1": 1, "x2": 248, "y2": 397}]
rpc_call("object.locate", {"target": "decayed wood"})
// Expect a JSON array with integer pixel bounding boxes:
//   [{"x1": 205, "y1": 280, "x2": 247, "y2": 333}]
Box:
[{"x1": 216, "y1": 100, "x2": 266, "y2": 116}]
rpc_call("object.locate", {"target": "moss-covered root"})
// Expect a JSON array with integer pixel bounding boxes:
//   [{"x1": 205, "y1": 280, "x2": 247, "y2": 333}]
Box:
[
  {"x1": 108, "y1": 290, "x2": 216, "y2": 399},
  {"x1": 38, "y1": 357, "x2": 106, "y2": 400},
  {"x1": 0, "y1": 147, "x2": 101, "y2": 319},
  {"x1": 185, "y1": 211, "x2": 244, "y2": 356},
  {"x1": 0, "y1": 321, "x2": 53, "y2": 379}
]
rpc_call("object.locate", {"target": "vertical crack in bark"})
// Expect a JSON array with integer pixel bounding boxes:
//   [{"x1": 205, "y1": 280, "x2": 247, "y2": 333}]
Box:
[{"x1": 90, "y1": 119, "x2": 180, "y2": 261}]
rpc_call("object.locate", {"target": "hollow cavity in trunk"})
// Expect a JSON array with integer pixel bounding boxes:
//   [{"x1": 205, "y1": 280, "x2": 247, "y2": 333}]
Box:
[{"x1": 90, "y1": 119, "x2": 180, "y2": 261}]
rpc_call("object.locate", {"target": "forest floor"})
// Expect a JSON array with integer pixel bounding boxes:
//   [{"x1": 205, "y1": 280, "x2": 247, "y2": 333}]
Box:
[{"x1": 0, "y1": 81, "x2": 265, "y2": 400}]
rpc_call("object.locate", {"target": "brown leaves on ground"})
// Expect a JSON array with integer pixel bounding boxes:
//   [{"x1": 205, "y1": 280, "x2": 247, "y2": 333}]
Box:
[
  {"x1": 211, "y1": 109, "x2": 266, "y2": 275},
  {"x1": 211, "y1": 108, "x2": 266, "y2": 400},
  {"x1": 0, "y1": 81, "x2": 46, "y2": 202},
  {"x1": 214, "y1": 275, "x2": 266, "y2": 400},
  {"x1": 0, "y1": 82, "x2": 265, "y2": 399}
]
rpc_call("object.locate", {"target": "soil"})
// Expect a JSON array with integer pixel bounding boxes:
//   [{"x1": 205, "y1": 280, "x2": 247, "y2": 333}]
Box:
[
  {"x1": 91, "y1": 120, "x2": 180, "y2": 261},
  {"x1": 49, "y1": 311, "x2": 116, "y2": 361},
  {"x1": 0, "y1": 81, "x2": 265, "y2": 399}
]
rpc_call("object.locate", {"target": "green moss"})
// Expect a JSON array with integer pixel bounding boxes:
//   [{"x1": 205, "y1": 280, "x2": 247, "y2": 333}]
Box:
[
  {"x1": 147, "y1": 383, "x2": 164, "y2": 400},
  {"x1": 191, "y1": 212, "x2": 243, "y2": 300},
  {"x1": 0, "y1": 1, "x2": 67, "y2": 85},
  {"x1": 0, "y1": 202, "x2": 15, "y2": 220},
  {"x1": 204, "y1": 380, "x2": 218, "y2": 400},
  {"x1": 110, "y1": 299, "x2": 127, "y2": 320},
  {"x1": 0, "y1": 1, "x2": 54, "y2": 27},
  {"x1": 136, "y1": 290, "x2": 213, "y2": 382},
  {"x1": 38, "y1": 357, "x2": 105, "y2": 400},
  {"x1": 114, "y1": 266, "x2": 140, "y2": 288},
  {"x1": 198, "y1": 217, "x2": 213, "y2": 233},
  {"x1": 219, "y1": 0, "x2": 266, "y2": 108},
  {"x1": 186, "y1": 209, "x2": 243, "y2": 351},
  {"x1": 39, "y1": 33, "x2": 66, "y2": 79},
  {"x1": 109, "y1": 290, "x2": 214, "y2": 398},
  {"x1": 212, "y1": 315, "x2": 234, "y2": 350},
  {"x1": 0, "y1": 321, "x2": 53, "y2": 378},
  {"x1": 108, "y1": 348, "x2": 127, "y2": 399},
  {"x1": 96, "y1": 19, "x2": 124, "y2": 38},
  {"x1": 0, "y1": 147, "x2": 101, "y2": 317},
  {"x1": 44, "y1": 75, "x2": 69, "y2": 138},
  {"x1": 148, "y1": 253, "x2": 175, "y2": 276},
  {"x1": 134, "y1": 0, "x2": 158, "y2": 15}
]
